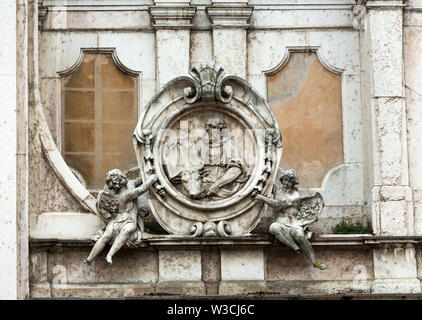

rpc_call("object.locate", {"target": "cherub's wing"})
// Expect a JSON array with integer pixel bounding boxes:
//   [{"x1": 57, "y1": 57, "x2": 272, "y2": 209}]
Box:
[
  {"x1": 297, "y1": 191, "x2": 324, "y2": 227},
  {"x1": 96, "y1": 190, "x2": 116, "y2": 225}
]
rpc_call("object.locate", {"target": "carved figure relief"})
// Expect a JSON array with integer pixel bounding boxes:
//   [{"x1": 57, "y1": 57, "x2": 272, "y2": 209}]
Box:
[
  {"x1": 256, "y1": 169, "x2": 326, "y2": 269},
  {"x1": 85, "y1": 169, "x2": 156, "y2": 264},
  {"x1": 134, "y1": 62, "x2": 282, "y2": 236},
  {"x1": 163, "y1": 113, "x2": 249, "y2": 200}
]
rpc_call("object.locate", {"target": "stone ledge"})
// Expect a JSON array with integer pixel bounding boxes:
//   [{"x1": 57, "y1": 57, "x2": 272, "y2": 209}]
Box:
[
  {"x1": 30, "y1": 212, "x2": 103, "y2": 240},
  {"x1": 155, "y1": 281, "x2": 206, "y2": 296},
  {"x1": 267, "y1": 280, "x2": 372, "y2": 295},
  {"x1": 372, "y1": 279, "x2": 422, "y2": 294},
  {"x1": 365, "y1": 0, "x2": 406, "y2": 10},
  {"x1": 49, "y1": 283, "x2": 157, "y2": 298},
  {"x1": 29, "y1": 291, "x2": 422, "y2": 300},
  {"x1": 219, "y1": 280, "x2": 267, "y2": 295},
  {"x1": 29, "y1": 234, "x2": 422, "y2": 249}
]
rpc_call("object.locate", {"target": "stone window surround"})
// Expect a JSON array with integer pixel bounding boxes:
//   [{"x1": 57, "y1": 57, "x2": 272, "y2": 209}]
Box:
[
  {"x1": 58, "y1": 48, "x2": 141, "y2": 190},
  {"x1": 38, "y1": 48, "x2": 142, "y2": 215},
  {"x1": 264, "y1": 46, "x2": 347, "y2": 189},
  {"x1": 254, "y1": 42, "x2": 364, "y2": 207}
]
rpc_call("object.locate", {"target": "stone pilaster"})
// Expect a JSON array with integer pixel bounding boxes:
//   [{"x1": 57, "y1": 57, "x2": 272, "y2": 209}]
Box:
[
  {"x1": 360, "y1": 0, "x2": 421, "y2": 293},
  {"x1": 150, "y1": 0, "x2": 196, "y2": 87},
  {"x1": 363, "y1": 0, "x2": 414, "y2": 236},
  {"x1": 38, "y1": 0, "x2": 48, "y2": 30},
  {"x1": 156, "y1": 250, "x2": 206, "y2": 295},
  {"x1": 219, "y1": 249, "x2": 267, "y2": 295},
  {"x1": 206, "y1": 0, "x2": 252, "y2": 78},
  {"x1": 202, "y1": 248, "x2": 221, "y2": 295},
  {"x1": 0, "y1": 0, "x2": 30, "y2": 300},
  {"x1": 372, "y1": 245, "x2": 421, "y2": 293},
  {"x1": 16, "y1": 0, "x2": 30, "y2": 300},
  {"x1": 404, "y1": 0, "x2": 422, "y2": 236}
]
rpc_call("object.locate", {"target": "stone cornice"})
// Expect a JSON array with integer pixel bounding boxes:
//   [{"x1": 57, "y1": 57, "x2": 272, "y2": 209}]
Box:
[
  {"x1": 206, "y1": 5, "x2": 253, "y2": 29},
  {"x1": 356, "y1": 0, "x2": 406, "y2": 9},
  {"x1": 149, "y1": 5, "x2": 196, "y2": 29},
  {"x1": 38, "y1": 0, "x2": 48, "y2": 30},
  {"x1": 29, "y1": 234, "x2": 422, "y2": 249}
]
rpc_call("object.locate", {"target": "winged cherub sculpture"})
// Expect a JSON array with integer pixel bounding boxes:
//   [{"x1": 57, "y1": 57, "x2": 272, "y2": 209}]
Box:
[
  {"x1": 255, "y1": 169, "x2": 326, "y2": 270},
  {"x1": 85, "y1": 169, "x2": 157, "y2": 264}
]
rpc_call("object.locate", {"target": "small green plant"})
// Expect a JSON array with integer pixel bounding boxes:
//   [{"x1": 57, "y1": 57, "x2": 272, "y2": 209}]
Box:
[{"x1": 331, "y1": 220, "x2": 369, "y2": 234}]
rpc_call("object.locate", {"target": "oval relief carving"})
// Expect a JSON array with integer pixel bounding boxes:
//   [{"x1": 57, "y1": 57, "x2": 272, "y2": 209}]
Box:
[{"x1": 134, "y1": 62, "x2": 282, "y2": 236}]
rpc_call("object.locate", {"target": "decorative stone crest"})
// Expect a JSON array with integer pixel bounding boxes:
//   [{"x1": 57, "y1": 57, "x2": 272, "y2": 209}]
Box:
[
  {"x1": 134, "y1": 62, "x2": 282, "y2": 236},
  {"x1": 183, "y1": 62, "x2": 233, "y2": 103}
]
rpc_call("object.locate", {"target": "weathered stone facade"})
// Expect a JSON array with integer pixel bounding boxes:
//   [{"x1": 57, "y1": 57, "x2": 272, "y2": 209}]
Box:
[{"x1": 2, "y1": 0, "x2": 422, "y2": 299}]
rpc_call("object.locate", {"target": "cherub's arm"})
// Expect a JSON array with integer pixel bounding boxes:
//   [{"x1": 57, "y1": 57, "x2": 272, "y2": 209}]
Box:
[
  {"x1": 125, "y1": 175, "x2": 157, "y2": 202},
  {"x1": 134, "y1": 177, "x2": 143, "y2": 187},
  {"x1": 255, "y1": 194, "x2": 291, "y2": 209}
]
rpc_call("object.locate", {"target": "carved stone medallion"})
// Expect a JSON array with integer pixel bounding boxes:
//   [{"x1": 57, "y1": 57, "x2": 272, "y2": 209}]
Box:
[{"x1": 134, "y1": 62, "x2": 282, "y2": 236}]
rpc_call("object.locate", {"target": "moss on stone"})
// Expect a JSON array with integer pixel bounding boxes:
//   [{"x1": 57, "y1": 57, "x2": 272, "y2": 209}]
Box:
[{"x1": 331, "y1": 220, "x2": 369, "y2": 234}]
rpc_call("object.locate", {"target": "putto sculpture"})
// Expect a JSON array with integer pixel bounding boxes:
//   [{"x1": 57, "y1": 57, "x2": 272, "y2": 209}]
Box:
[
  {"x1": 256, "y1": 169, "x2": 326, "y2": 270},
  {"x1": 85, "y1": 169, "x2": 157, "y2": 264}
]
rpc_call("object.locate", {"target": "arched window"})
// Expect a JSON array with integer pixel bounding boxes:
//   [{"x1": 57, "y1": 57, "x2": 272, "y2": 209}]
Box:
[
  {"x1": 61, "y1": 52, "x2": 139, "y2": 190},
  {"x1": 267, "y1": 51, "x2": 343, "y2": 188}
]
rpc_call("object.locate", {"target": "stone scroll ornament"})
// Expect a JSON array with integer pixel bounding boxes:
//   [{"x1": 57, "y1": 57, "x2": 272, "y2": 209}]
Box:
[{"x1": 133, "y1": 62, "x2": 282, "y2": 237}]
